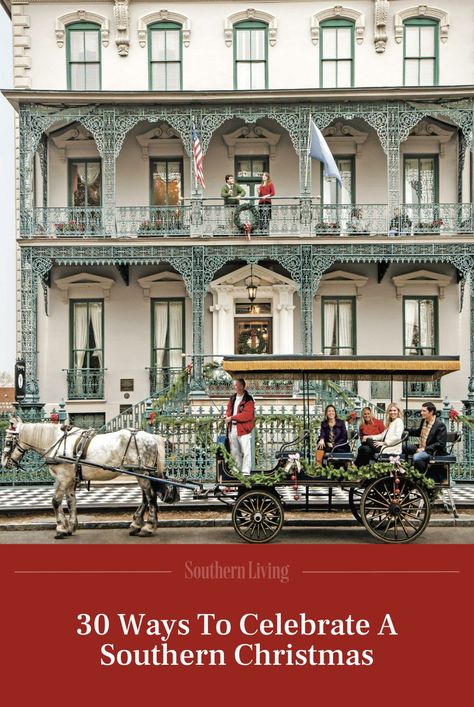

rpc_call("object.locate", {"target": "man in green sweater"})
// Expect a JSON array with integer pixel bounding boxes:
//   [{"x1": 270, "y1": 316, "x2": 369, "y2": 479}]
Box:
[{"x1": 221, "y1": 174, "x2": 246, "y2": 232}]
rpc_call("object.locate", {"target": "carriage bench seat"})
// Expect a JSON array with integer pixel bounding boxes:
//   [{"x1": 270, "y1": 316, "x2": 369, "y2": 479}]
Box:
[{"x1": 275, "y1": 449, "x2": 300, "y2": 460}]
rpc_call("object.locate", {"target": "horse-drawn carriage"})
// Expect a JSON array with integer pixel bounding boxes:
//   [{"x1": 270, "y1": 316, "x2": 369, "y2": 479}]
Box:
[{"x1": 215, "y1": 354, "x2": 461, "y2": 545}]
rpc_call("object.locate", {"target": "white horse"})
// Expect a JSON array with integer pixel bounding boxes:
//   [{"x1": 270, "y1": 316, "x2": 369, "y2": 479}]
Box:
[{"x1": 1, "y1": 417, "x2": 179, "y2": 539}]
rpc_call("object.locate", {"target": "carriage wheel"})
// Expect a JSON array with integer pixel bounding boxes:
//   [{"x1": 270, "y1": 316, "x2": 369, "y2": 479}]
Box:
[
  {"x1": 348, "y1": 486, "x2": 366, "y2": 524},
  {"x1": 232, "y1": 489, "x2": 284, "y2": 544},
  {"x1": 361, "y1": 476, "x2": 431, "y2": 544}
]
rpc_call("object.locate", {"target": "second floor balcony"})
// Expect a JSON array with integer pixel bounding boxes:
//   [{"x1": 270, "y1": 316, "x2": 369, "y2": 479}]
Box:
[{"x1": 21, "y1": 200, "x2": 474, "y2": 240}]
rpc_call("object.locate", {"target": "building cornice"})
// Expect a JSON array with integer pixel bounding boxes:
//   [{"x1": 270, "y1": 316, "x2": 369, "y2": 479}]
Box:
[{"x1": 3, "y1": 85, "x2": 474, "y2": 111}]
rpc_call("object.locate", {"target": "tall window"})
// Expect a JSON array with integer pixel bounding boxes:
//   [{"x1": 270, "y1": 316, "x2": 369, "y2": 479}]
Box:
[
  {"x1": 67, "y1": 22, "x2": 101, "y2": 90},
  {"x1": 69, "y1": 160, "x2": 102, "y2": 207},
  {"x1": 404, "y1": 155, "x2": 438, "y2": 226},
  {"x1": 234, "y1": 21, "x2": 268, "y2": 90},
  {"x1": 403, "y1": 297, "x2": 438, "y2": 356},
  {"x1": 322, "y1": 156, "x2": 355, "y2": 205},
  {"x1": 150, "y1": 158, "x2": 183, "y2": 205},
  {"x1": 322, "y1": 297, "x2": 356, "y2": 355},
  {"x1": 235, "y1": 155, "x2": 269, "y2": 197},
  {"x1": 149, "y1": 22, "x2": 182, "y2": 90},
  {"x1": 404, "y1": 18, "x2": 438, "y2": 86},
  {"x1": 151, "y1": 299, "x2": 185, "y2": 391},
  {"x1": 403, "y1": 296, "x2": 439, "y2": 396},
  {"x1": 320, "y1": 19, "x2": 354, "y2": 88}
]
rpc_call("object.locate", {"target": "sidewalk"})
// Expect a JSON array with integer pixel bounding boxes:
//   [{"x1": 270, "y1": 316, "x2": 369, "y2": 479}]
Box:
[{"x1": 0, "y1": 482, "x2": 473, "y2": 512}]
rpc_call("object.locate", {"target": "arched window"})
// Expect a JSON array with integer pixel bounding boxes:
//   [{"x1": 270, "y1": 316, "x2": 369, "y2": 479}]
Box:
[
  {"x1": 66, "y1": 22, "x2": 101, "y2": 90},
  {"x1": 148, "y1": 22, "x2": 182, "y2": 91},
  {"x1": 234, "y1": 20, "x2": 268, "y2": 90},
  {"x1": 403, "y1": 18, "x2": 438, "y2": 86},
  {"x1": 320, "y1": 18, "x2": 354, "y2": 88}
]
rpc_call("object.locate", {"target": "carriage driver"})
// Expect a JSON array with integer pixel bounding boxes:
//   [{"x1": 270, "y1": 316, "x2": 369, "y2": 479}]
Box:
[{"x1": 224, "y1": 378, "x2": 256, "y2": 475}]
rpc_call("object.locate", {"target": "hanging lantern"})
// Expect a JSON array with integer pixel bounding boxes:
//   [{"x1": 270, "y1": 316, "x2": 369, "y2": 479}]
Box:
[{"x1": 246, "y1": 264, "x2": 258, "y2": 302}]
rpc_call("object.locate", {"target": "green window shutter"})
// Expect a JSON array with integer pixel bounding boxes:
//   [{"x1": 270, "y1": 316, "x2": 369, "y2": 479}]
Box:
[
  {"x1": 66, "y1": 22, "x2": 101, "y2": 90},
  {"x1": 320, "y1": 19, "x2": 354, "y2": 88},
  {"x1": 403, "y1": 18, "x2": 438, "y2": 86},
  {"x1": 234, "y1": 21, "x2": 268, "y2": 90},
  {"x1": 148, "y1": 22, "x2": 183, "y2": 90}
]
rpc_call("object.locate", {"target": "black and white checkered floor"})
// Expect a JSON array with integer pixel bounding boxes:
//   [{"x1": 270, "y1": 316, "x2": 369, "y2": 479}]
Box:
[{"x1": 0, "y1": 483, "x2": 473, "y2": 511}]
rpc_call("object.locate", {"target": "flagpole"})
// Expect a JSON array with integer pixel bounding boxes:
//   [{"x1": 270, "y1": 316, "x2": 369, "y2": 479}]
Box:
[
  {"x1": 304, "y1": 114, "x2": 312, "y2": 193},
  {"x1": 191, "y1": 116, "x2": 198, "y2": 195}
]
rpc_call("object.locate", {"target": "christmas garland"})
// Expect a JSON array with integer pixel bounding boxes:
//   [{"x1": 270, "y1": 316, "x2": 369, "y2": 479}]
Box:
[
  {"x1": 233, "y1": 203, "x2": 259, "y2": 231},
  {"x1": 237, "y1": 328, "x2": 267, "y2": 354},
  {"x1": 214, "y1": 443, "x2": 435, "y2": 491}
]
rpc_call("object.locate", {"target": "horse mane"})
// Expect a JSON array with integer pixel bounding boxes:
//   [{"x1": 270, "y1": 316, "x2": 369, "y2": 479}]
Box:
[{"x1": 21, "y1": 423, "x2": 62, "y2": 451}]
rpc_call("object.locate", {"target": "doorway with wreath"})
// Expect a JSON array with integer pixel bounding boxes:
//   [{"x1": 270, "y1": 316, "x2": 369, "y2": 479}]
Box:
[{"x1": 235, "y1": 318, "x2": 272, "y2": 355}]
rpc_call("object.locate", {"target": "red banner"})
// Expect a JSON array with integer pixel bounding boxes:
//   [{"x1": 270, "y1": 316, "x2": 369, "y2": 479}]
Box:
[{"x1": 1, "y1": 544, "x2": 472, "y2": 705}]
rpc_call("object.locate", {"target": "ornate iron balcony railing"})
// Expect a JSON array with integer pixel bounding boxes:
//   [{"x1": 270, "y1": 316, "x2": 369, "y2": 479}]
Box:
[
  {"x1": 65, "y1": 368, "x2": 105, "y2": 400},
  {"x1": 20, "y1": 202, "x2": 474, "y2": 238},
  {"x1": 22, "y1": 207, "x2": 104, "y2": 238},
  {"x1": 116, "y1": 206, "x2": 191, "y2": 237},
  {"x1": 148, "y1": 366, "x2": 186, "y2": 397},
  {"x1": 398, "y1": 203, "x2": 474, "y2": 235}
]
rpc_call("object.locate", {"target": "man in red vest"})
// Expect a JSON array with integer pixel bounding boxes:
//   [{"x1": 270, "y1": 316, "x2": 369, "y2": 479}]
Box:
[{"x1": 224, "y1": 378, "x2": 255, "y2": 475}]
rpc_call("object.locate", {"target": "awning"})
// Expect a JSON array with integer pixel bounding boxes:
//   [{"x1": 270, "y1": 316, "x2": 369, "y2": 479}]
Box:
[{"x1": 222, "y1": 355, "x2": 460, "y2": 381}]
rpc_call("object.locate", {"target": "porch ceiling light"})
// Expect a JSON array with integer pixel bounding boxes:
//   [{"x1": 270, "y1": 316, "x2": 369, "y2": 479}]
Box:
[{"x1": 246, "y1": 264, "x2": 259, "y2": 302}]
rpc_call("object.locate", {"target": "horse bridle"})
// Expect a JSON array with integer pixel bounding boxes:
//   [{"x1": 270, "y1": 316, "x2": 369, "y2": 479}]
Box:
[{"x1": 2, "y1": 427, "x2": 28, "y2": 469}]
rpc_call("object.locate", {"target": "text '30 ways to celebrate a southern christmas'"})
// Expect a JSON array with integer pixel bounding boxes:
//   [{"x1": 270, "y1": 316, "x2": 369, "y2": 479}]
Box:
[{"x1": 76, "y1": 612, "x2": 399, "y2": 668}]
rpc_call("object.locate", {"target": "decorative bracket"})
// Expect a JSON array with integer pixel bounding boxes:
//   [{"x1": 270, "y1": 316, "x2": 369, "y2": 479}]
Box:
[
  {"x1": 394, "y1": 6, "x2": 449, "y2": 44},
  {"x1": 137, "y1": 10, "x2": 191, "y2": 48},
  {"x1": 114, "y1": 0, "x2": 130, "y2": 57},
  {"x1": 311, "y1": 6, "x2": 366, "y2": 46},
  {"x1": 224, "y1": 9, "x2": 278, "y2": 47},
  {"x1": 55, "y1": 11, "x2": 110, "y2": 48}
]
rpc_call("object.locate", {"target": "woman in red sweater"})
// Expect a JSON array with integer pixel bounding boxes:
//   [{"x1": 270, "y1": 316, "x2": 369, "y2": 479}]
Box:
[
  {"x1": 355, "y1": 407, "x2": 386, "y2": 467},
  {"x1": 258, "y1": 172, "x2": 275, "y2": 232}
]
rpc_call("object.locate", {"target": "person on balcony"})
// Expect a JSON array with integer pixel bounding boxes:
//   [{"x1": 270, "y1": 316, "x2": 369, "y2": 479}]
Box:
[
  {"x1": 224, "y1": 378, "x2": 255, "y2": 475},
  {"x1": 354, "y1": 407, "x2": 385, "y2": 467},
  {"x1": 355, "y1": 403, "x2": 404, "y2": 467},
  {"x1": 221, "y1": 174, "x2": 246, "y2": 233},
  {"x1": 258, "y1": 171, "x2": 275, "y2": 232},
  {"x1": 317, "y1": 405, "x2": 350, "y2": 456},
  {"x1": 405, "y1": 401, "x2": 447, "y2": 478},
  {"x1": 389, "y1": 208, "x2": 411, "y2": 236}
]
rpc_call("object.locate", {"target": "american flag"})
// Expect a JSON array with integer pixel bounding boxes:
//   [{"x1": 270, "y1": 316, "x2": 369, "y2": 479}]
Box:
[{"x1": 192, "y1": 124, "x2": 206, "y2": 189}]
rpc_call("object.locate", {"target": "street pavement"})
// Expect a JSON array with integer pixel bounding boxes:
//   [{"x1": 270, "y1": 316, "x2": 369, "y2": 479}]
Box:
[{"x1": 1, "y1": 524, "x2": 474, "y2": 544}]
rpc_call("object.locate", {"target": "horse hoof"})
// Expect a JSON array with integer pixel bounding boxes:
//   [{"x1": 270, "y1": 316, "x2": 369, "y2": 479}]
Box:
[
  {"x1": 129, "y1": 526, "x2": 142, "y2": 536},
  {"x1": 55, "y1": 531, "x2": 69, "y2": 539},
  {"x1": 138, "y1": 528, "x2": 154, "y2": 537}
]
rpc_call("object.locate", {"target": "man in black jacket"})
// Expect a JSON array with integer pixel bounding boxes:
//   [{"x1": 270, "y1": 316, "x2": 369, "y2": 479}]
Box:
[{"x1": 406, "y1": 401, "x2": 447, "y2": 474}]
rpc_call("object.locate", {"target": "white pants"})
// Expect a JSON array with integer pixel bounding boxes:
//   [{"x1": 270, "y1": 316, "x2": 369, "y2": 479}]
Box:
[{"x1": 229, "y1": 427, "x2": 252, "y2": 475}]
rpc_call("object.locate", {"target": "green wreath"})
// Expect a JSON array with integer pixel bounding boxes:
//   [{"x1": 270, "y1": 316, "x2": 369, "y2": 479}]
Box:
[
  {"x1": 234, "y1": 203, "x2": 259, "y2": 231},
  {"x1": 238, "y1": 328, "x2": 267, "y2": 354}
]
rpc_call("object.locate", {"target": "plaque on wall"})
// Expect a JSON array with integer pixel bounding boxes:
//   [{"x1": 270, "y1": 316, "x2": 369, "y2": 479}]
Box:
[{"x1": 120, "y1": 378, "x2": 134, "y2": 392}]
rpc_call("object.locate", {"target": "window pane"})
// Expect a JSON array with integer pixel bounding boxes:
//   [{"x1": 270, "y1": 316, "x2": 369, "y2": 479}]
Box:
[
  {"x1": 151, "y1": 63, "x2": 166, "y2": 90},
  {"x1": 70, "y1": 31, "x2": 85, "y2": 61},
  {"x1": 405, "y1": 26, "x2": 420, "y2": 56},
  {"x1": 250, "y1": 62, "x2": 265, "y2": 89},
  {"x1": 165, "y1": 30, "x2": 180, "y2": 60},
  {"x1": 419, "y1": 300, "x2": 434, "y2": 350},
  {"x1": 336, "y1": 60, "x2": 352, "y2": 87},
  {"x1": 166, "y1": 63, "x2": 181, "y2": 90},
  {"x1": 237, "y1": 62, "x2": 251, "y2": 90},
  {"x1": 322, "y1": 28, "x2": 337, "y2": 59},
  {"x1": 237, "y1": 159, "x2": 251, "y2": 177},
  {"x1": 236, "y1": 29, "x2": 250, "y2": 60},
  {"x1": 404, "y1": 59, "x2": 419, "y2": 86},
  {"x1": 70, "y1": 64, "x2": 86, "y2": 91},
  {"x1": 322, "y1": 61, "x2": 337, "y2": 87},
  {"x1": 420, "y1": 26, "x2": 435, "y2": 56},
  {"x1": 84, "y1": 31, "x2": 99, "y2": 61},
  {"x1": 85, "y1": 63, "x2": 100, "y2": 90},
  {"x1": 151, "y1": 31, "x2": 166, "y2": 61},
  {"x1": 404, "y1": 158, "x2": 420, "y2": 204},
  {"x1": 251, "y1": 29, "x2": 265, "y2": 60},
  {"x1": 252, "y1": 159, "x2": 265, "y2": 176},
  {"x1": 419, "y1": 58, "x2": 434, "y2": 85},
  {"x1": 337, "y1": 28, "x2": 352, "y2": 59}
]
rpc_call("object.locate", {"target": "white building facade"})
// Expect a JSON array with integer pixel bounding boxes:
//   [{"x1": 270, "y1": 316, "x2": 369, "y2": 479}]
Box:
[{"x1": 2, "y1": 0, "x2": 474, "y2": 428}]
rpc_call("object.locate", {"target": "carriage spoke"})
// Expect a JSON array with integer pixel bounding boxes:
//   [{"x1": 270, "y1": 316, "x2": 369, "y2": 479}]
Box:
[{"x1": 232, "y1": 490, "x2": 284, "y2": 544}]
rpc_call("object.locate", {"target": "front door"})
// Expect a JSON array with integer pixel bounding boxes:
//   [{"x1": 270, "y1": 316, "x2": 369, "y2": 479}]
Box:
[{"x1": 235, "y1": 318, "x2": 272, "y2": 354}]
